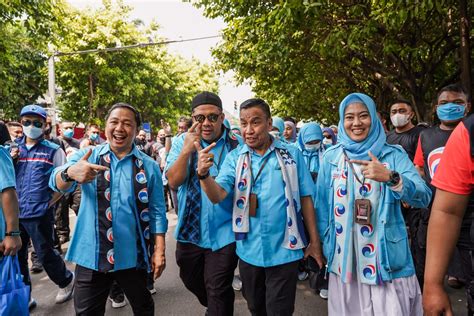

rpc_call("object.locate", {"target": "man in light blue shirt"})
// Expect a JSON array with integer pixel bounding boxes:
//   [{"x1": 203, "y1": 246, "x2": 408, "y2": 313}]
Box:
[
  {"x1": 166, "y1": 92, "x2": 241, "y2": 315},
  {"x1": 195, "y1": 98, "x2": 324, "y2": 316},
  {"x1": 51, "y1": 103, "x2": 167, "y2": 316},
  {"x1": 0, "y1": 146, "x2": 22, "y2": 256}
]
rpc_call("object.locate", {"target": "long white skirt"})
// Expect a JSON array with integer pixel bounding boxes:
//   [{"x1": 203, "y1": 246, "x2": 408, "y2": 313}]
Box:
[{"x1": 328, "y1": 273, "x2": 422, "y2": 316}]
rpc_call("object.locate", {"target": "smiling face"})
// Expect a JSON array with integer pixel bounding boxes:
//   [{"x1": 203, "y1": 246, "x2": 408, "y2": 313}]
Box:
[
  {"x1": 343, "y1": 102, "x2": 371, "y2": 142},
  {"x1": 240, "y1": 106, "x2": 273, "y2": 152},
  {"x1": 105, "y1": 107, "x2": 137, "y2": 157},
  {"x1": 192, "y1": 104, "x2": 224, "y2": 143}
]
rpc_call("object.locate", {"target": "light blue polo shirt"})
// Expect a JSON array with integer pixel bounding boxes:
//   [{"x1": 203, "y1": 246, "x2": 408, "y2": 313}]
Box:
[
  {"x1": 0, "y1": 147, "x2": 16, "y2": 241},
  {"x1": 165, "y1": 130, "x2": 242, "y2": 251},
  {"x1": 50, "y1": 144, "x2": 167, "y2": 271},
  {"x1": 216, "y1": 139, "x2": 314, "y2": 267}
]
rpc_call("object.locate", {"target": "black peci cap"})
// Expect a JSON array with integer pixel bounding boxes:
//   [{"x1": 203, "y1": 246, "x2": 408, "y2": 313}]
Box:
[{"x1": 191, "y1": 91, "x2": 222, "y2": 111}]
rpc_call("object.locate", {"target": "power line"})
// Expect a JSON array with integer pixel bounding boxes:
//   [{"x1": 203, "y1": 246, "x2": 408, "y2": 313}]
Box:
[{"x1": 54, "y1": 35, "x2": 221, "y2": 57}]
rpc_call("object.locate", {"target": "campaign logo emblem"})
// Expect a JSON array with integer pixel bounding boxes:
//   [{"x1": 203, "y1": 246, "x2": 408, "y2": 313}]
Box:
[
  {"x1": 236, "y1": 197, "x2": 246, "y2": 209},
  {"x1": 138, "y1": 188, "x2": 148, "y2": 203},
  {"x1": 107, "y1": 249, "x2": 114, "y2": 265},
  {"x1": 289, "y1": 235, "x2": 298, "y2": 249},
  {"x1": 104, "y1": 170, "x2": 111, "y2": 182},
  {"x1": 136, "y1": 171, "x2": 147, "y2": 184},
  {"x1": 143, "y1": 226, "x2": 150, "y2": 240},
  {"x1": 360, "y1": 224, "x2": 374, "y2": 237},
  {"x1": 362, "y1": 243, "x2": 375, "y2": 258},
  {"x1": 106, "y1": 207, "x2": 112, "y2": 221},
  {"x1": 428, "y1": 147, "x2": 444, "y2": 179},
  {"x1": 238, "y1": 179, "x2": 247, "y2": 191},
  {"x1": 140, "y1": 208, "x2": 150, "y2": 222},
  {"x1": 135, "y1": 159, "x2": 143, "y2": 169},
  {"x1": 107, "y1": 228, "x2": 114, "y2": 242},
  {"x1": 363, "y1": 264, "x2": 376, "y2": 280},
  {"x1": 334, "y1": 203, "x2": 345, "y2": 217},
  {"x1": 235, "y1": 216, "x2": 243, "y2": 228},
  {"x1": 336, "y1": 184, "x2": 347, "y2": 197},
  {"x1": 105, "y1": 188, "x2": 111, "y2": 201},
  {"x1": 103, "y1": 154, "x2": 111, "y2": 164},
  {"x1": 359, "y1": 183, "x2": 372, "y2": 196},
  {"x1": 335, "y1": 222, "x2": 343, "y2": 236}
]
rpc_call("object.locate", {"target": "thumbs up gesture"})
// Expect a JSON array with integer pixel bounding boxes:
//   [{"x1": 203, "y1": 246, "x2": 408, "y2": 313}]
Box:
[
  {"x1": 194, "y1": 141, "x2": 216, "y2": 177},
  {"x1": 350, "y1": 151, "x2": 391, "y2": 182},
  {"x1": 66, "y1": 149, "x2": 109, "y2": 184}
]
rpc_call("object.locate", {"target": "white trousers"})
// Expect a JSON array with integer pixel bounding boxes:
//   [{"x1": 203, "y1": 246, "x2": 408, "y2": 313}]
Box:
[{"x1": 328, "y1": 273, "x2": 422, "y2": 316}]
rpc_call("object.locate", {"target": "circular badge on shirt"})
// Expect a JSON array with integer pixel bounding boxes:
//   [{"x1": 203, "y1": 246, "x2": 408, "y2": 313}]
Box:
[
  {"x1": 107, "y1": 249, "x2": 114, "y2": 265},
  {"x1": 236, "y1": 197, "x2": 246, "y2": 209},
  {"x1": 104, "y1": 170, "x2": 111, "y2": 182},
  {"x1": 138, "y1": 188, "x2": 148, "y2": 203},
  {"x1": 143, "y1": 226, "x2": 150, "y2": 240},
  {"x1": 140, "y1": 208, "x2": 150, "y2": 222},
  {"x1": 106, "y1": 207, "x2": 113, "y2": 221},
  {"x1": 107, "y1": 228, "x2": 114, "y2": 243},
  {"x1": 136, "y1": 170, "x2": 147, "y2": 184},
  {"x1": 105, "y1": 188, "x2": 111, "y2": 201},
  {"x1": 104, "y1": 154, "x2": 111, "y2": 164},
  {"x1": 135, "y1": 159, "x2": 143, "y2": 169},
  {"x1": 235, "y1": 216, "x2": 243, "y2": 228},
  {"x1": 288, "y1": 235, "x2": 298, "y2": 249}
]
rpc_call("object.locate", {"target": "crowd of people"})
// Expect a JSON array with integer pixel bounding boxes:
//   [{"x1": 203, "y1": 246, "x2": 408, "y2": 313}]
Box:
[{"x1": 0, "y1": 84, "x2": 472, "y2": 316}]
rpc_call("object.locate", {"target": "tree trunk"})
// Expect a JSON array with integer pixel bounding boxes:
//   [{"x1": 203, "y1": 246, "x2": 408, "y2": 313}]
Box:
[
  {"x1": 88, "y1": 73, "x2": 94, "y2": 122},
  {"x1": 459, "y1": 0, "x2": 472, "y2": 106}
]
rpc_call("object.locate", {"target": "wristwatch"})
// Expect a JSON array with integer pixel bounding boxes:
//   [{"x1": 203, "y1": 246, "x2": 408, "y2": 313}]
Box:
[
  {"x1": 197, "y1": 170, "x2": 210, "y2": 180},
  {"x1": 60, "y1": 167, "x2": 74, "y2": 183},
  {"x1": 4, "y1": 231, "x2": 21, "y2": 237},
  {"x1": 387, "y1": 171, "x2": 401, "y2": 187}
]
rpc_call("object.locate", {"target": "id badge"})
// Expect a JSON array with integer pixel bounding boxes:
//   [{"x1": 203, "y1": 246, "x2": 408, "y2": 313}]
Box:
[
  {"x1": 249, "y1": 193, "x2": 258, "y2": 217},
  {"x1": 354, "y1": 198, "x2": 371, "y2": 225}
]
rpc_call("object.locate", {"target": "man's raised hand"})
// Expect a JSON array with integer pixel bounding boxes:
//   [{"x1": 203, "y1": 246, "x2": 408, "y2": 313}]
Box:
[
  {"x1": 66, "y1": 149, "x2": 109, "y2": 184},
  {"x1": 194, "y1": 141, "x2": 216, "y2": 177}
]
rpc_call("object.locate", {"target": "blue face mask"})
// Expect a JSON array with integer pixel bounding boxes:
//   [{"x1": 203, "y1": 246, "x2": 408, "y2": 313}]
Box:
[
  {"x1": 23, "y1": 125, "x2": 43, "y2": 140},
  {"x1": 436, "y1": 103, "x2": 466, "y2": 121},
  {"x1": 63, "y1": 128, "x2": 74, "y2": 139},
  {"x1": 89, "y1": 132, "x2": 99, "y2": 141},
  {"x1": 323, "y1": 143, "x2": 333, "y2": 150}
]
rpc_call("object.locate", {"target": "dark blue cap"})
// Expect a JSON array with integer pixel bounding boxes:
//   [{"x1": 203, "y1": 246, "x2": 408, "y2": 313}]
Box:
[{"x1": 20, "y1": 105, "x2": 47, "y2": 120}]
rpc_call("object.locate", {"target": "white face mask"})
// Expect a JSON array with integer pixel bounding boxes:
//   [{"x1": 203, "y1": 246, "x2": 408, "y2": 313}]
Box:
[
  {"x1": 390, "y1": 113, "x2": 411, "y2": 128},
  {"x1": 322, "y1": 138, "x2": 332, "y2": 145},
  {"x1": 269, "y1": 131, "x2": 280, "y2": 139},
  {"x1": 305, "y1": 143, "x2": 321, "y2": 152}
]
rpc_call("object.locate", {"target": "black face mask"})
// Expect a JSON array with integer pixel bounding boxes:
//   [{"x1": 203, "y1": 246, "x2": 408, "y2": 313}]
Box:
[{"x1": 159, "y1": 137, "x2": 165, "y2": 145}]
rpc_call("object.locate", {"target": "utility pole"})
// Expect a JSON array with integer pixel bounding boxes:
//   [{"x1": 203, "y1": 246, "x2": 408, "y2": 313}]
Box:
[
  {"x1": 459, "y1": 0, "x2": 472, "y2": 101},
  {"x1": 48, "y1": 55, "x2": 57, "y2": 136}
]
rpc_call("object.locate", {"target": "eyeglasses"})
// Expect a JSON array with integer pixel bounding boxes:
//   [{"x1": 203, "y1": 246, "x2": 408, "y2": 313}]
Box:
[
  {"x1": 21, "y1": 119, "x2": 44, "y2": 128},
  {"x1": 192, "y1": 113, "x2": 220, "y2": 123},
  {"x1": 324, "y1": 135, "x2": 332, "y2": 139}
]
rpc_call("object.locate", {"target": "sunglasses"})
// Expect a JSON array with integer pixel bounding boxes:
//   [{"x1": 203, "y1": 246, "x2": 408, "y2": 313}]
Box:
[
  {"x1": 21, "y1": 120, "x2": 44, "y2": 128},
  {"x1": 324, "y1": 135, "x2": 332, "y2": 139},
  {"x1": 192, "y1": 113, "x2": 220, "y2": 123}
]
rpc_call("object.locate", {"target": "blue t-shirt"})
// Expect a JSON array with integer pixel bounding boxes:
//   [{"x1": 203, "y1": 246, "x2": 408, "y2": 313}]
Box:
[
  {"x1": 216, "y1": 139, "x2": 314, "y2": 267},
  {"x1": 0, "y1": 147, "x2": 16, "y2": 240}
]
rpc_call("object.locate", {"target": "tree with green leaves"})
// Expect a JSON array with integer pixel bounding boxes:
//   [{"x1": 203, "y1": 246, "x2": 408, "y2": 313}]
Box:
[
  {"x1": 0, "y1": 0, "x2": 62, "y2": 119},
  {"x1": 54, "y1": 0, "x2": 218, "y2": 128},
  {"x1": 194, "y1": 0, "x2": 472, "y2": 123}
]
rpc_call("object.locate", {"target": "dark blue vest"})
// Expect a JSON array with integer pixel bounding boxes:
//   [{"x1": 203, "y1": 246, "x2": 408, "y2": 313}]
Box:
[{"x1": 15, "y1": 137, "x2": 59, "y2": 218}]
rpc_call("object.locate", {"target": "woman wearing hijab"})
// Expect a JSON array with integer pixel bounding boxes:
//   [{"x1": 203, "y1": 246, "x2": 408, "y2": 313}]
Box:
[
  {"x1": 271, "y1": 116, "x2": 285, "y2": 140},
  {"x1": 283, "y1": 121, "x2": 297, "y2": 143},
  {"x1": 321, "y1": 127, "x2": 337, "y2": 150},
  {"x1": 316, "y1": 93, "x2": 431, "y2": 315},
  {"x1": 297, "y1": 122, "x2": 323, "y2": 183}
]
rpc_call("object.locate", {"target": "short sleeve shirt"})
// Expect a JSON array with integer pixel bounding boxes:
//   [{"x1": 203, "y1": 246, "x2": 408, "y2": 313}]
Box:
[
  {"x1": 0, "y1": 147, "x2": 16, "y2": 240},
  {"x1": 216, "y1": 139, "x2": 314, "y2": 267},
  {"x1": 432, "y1": 121, "x2": 474, "y2": 195}
]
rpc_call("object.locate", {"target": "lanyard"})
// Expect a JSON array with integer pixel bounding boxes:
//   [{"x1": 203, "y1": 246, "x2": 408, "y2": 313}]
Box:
[
  {"x1": 342, "y1": 149, "x2": 365, "y2": 186},
  {"x1": 249, "y1": 152, "x2": 272, "y2": 184}
]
